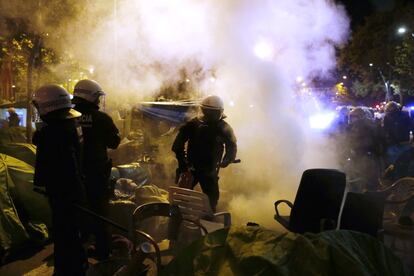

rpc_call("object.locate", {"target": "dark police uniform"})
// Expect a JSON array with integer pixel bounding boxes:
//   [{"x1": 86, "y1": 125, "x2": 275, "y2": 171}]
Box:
[
  {"x1": 33, "y1": 111, "x2": 87, "y2": 276},
  {"x1": 73, "y1": 99, "x2": 120, "y2": 260},
  {"x1": 172, "y1": 117, "x2": 237, "y2": 211},
  {"x1": 383, "y1": 110, "x2": 413, "y2": 146},
  {"x1": 383, "y1": 110, "x2": 414, "y2": 165}
]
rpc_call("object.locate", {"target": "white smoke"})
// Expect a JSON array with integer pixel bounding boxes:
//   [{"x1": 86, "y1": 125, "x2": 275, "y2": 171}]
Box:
[{"x1": 62, "y1": 0, "x2": 349, "y2": 229}]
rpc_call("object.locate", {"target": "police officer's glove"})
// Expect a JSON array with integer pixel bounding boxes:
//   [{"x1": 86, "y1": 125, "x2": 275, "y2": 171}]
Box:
[
  {"x1": 220, "y1": 161, "x2": 231, "y2": 168},
  {"x1": 175, "y1": 166, "x2": 189, "y2": 184}
]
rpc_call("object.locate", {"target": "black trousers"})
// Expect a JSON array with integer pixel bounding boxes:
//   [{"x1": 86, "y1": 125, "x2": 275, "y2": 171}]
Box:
[
  {"x1": 84, "y1": 173, "x2": 111, "y2": 260},
  {"x1": 49, "y1": 198, "x2": 87, "y2": 276},
  {"x1": 191, "y1": 169, "x2": 220, "y2": 212}
]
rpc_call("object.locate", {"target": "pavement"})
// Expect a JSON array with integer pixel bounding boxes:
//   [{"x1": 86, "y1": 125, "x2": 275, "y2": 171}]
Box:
[{"x1": 0, "y1": 244, "x2": 54, "y2": 276}]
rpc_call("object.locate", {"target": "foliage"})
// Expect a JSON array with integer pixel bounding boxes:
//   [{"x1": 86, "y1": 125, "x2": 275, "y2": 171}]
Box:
[
  {"x1": 339, "y1": 2, "x2": 414, "y2": 103},
  {"x1": 0, "y1": 0, "x2": 87, "y2": 101}
]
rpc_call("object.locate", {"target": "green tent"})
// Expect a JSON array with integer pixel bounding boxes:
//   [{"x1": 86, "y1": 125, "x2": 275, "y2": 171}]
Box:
[
  {"x1": 0, "y1": 143, "x2": 36, "y2": 167},
  {"x1": 0, "y1": 154, "x2": 51, "y2": 256},
  {"x1": 162, "y1": 226, "x2": 406, "y2": 276}
]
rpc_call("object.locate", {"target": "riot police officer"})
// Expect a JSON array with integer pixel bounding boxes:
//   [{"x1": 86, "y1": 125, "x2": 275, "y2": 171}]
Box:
[
  {"x1": 72, "y1": 79, "x2": 121, "y2": 260},
  {"x1": 172, "y1": 95, "x2": 237, "y2": 212},
  {"x1": 382, "y1": 101, "x2": 413, "y2": 165},
  {"x1": 32, "y1": 84, "x2": 87, "y2": 275}
]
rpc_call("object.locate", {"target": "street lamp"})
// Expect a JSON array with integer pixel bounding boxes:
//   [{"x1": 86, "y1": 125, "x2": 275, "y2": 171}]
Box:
[
  {"x1": 369, "y1": 63, "x2": 391, "y2": 102},
  {"x1": 397, "y1": 26, "x2": 407, "y2": 35},
  {"x1": 396, "y1": 25, "x2": 414, "y2": 38}
]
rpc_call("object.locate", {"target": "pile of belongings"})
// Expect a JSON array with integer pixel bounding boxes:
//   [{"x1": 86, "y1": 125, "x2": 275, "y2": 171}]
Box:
[
  {"x1": 108, "y1": 163, "x2": 169, "y2": 238},
  {"x1": 162, "y1": 225, "x2": 407, "y2": 276}
]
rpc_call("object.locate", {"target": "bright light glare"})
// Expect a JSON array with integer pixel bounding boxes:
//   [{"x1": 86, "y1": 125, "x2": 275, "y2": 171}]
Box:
[
  {"x1": 89, "y1": 66, "x2": 95, "y2": 74},
  {"x1": 253, "y1": 41, "x2": 274, "y2": 60},
  {"x1": 397, "y1": 27, "x2": 407, "y2": 34},
  {"x1": 309, "y1": 112, "x2": 335, "y2": 130},
  {"x1": 229, "y1": 101, "x2": 235, "y2": 107},
  {"x1": 296, "y1": 76, "x2": 303, "y2": 83}
]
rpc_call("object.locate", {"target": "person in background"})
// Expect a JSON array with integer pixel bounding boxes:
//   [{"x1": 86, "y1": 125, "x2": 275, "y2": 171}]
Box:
[
  {"x1": 32, "y1": 84, "x2": 87, "y2": 275},
  {"x1": 172, "y1": 95, "x2": 237, "y2": 212},
  {"x1": 72, "y1": 79, "x2": 121, "y2": 260},
  {"x1": 346, "y1": 107, "x2": 381, "y2": 191},
  {"x1": 382, "y1": 101, "x2": 413, "y2": 165},
  {"x1": 7, "y1": 107, "x2": 20, "y2": 127}
]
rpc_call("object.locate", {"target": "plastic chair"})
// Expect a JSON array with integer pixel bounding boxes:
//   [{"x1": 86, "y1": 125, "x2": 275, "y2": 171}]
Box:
[
  {"x1": 274, "y1": 169, "x2": 346, "y2": 233},
  {"x1": 132, "y1": 202, "x2": 206, "y2": 271},
  {"x1": 373, "y1": 177, "x2": 414, "y2": 269},
  {"x1": 169, "y1": 186, "x2": 231, "y2": 233}
]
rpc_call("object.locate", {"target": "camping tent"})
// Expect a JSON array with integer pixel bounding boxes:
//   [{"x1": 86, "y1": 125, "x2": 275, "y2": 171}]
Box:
[{"x1": 0, "y1": 153, "x2": 51, "y2": 255}]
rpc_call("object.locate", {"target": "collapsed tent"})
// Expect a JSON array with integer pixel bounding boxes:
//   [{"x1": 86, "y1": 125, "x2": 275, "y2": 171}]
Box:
[
  {"x1": 0, "y1": 153, "x2": 51, "y2": 255},
  {"x1": 162, "y1": 226, "x2": 406, "y2": 276}
]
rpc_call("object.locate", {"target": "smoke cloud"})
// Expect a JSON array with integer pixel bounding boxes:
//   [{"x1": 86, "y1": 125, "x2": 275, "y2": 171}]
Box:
[{"x1": 2, "y1": 0, "x2": 350, "y2": 229}]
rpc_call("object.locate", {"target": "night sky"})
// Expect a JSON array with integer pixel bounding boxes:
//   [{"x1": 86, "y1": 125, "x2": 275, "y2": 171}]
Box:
[{"x1": 339, "y1": 0, "x2": 398, "y2": 28}]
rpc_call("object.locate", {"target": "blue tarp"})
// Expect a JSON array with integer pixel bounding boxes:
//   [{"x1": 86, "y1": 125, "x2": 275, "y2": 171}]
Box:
[{"x1": 136, "y1": 101, "x2": 199, "y2": 124}]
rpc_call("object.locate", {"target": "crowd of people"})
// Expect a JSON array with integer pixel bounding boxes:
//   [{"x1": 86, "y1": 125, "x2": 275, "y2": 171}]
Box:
[
  {"x1": 329, "y1": 102, "x2": 414, "y2": 191},
  {"x1": 30, "y1": 80, "x2": 237, "y2": 275}
]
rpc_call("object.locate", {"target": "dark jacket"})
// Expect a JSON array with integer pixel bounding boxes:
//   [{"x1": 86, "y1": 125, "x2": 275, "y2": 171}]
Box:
[
  {"x1": 172, "y1": 117, "x2": 237, "y2": 171},
  {"x1": 383, "y1": 111, "x2": 413, "y2": 146},
  {"x1": 348, "y1": 118, "x2": 380, "y2": 155},
  {"x1": 73, "y1": 100, "x2": 120, "y2": 172},
  {"x1": 33, "y1": 115, "x2": 84, "y2": 202}
]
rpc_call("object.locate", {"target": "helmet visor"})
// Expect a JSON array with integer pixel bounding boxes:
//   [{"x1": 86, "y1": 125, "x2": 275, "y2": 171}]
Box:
[{"x1": 201, "y1": 107, "x2": 223, "y2": 122}]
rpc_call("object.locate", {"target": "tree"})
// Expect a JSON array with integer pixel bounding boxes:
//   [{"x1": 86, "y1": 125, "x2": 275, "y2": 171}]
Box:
[{"x1": 338, "y1": 1, "x2": 414, "y2": 104}]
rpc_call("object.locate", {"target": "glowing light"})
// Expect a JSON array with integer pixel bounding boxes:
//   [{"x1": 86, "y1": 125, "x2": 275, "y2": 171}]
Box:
[
  {"x1": 68, "y1": 78, "x2": 72, "y2": 81},
  {"x1": 296, "y1": 76, "x2": 303, "y2": 83},
  {"x1": 229, "y1": 101, "x2": 235, "y2": 107},
  {"x1": 410, "y1": 106, "x2": 414, "y2": 111},
  {"x1": 369, "y1": 63, "x2": 373, "y2": 67},
  {"x1": 74, "y1": 79, "x2": 79, "y2": 83},
  {"x1": 253, "y1": 41, "x2": 274, "y2": 60},
  {"x1": 89, "y1": 66, "x2": 95, "y2": 74},
  {"x1": 397, "y1": 27, "x2": 407, "y2": 35},
  {"x1": 185, "y1": 78, "x2": 190, "y2": 83},
  {"x1": 309, "y1": 112, "x2": 335, "y2": 130},
  {"x1": 302, "y1": 82, "x2": 307, "y2": 87},
  {"x1": 11, "y1": 85, "x2": 16, "y2": 88},
  {"x1": 210, "y1": 77, "x2": 216, "y2": 83},
  {"x1": 342, "y1": 75, "x2": 347, "y2": 79}
]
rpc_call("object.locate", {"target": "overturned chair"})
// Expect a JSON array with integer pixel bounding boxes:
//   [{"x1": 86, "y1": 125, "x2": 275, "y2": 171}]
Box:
[{"x1": 274, "y1": 168, "x2": 346, "y2": 233}]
